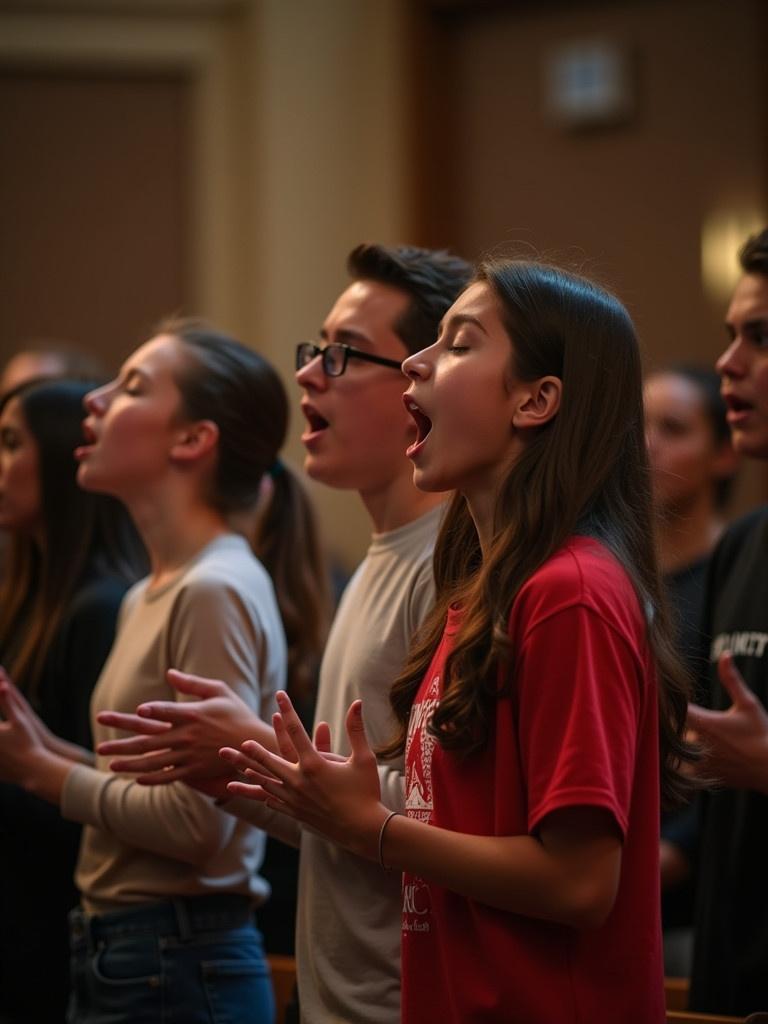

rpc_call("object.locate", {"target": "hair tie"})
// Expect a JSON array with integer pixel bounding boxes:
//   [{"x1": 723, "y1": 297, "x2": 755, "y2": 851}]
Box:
[{"x1": 268, "y1": 457, "x2": 286, "y2": 479}]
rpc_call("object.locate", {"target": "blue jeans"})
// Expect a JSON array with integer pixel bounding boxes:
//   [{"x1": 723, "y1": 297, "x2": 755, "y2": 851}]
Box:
[{"x1": 67, "y1": 895, "x2": 275, "y2": 1024}]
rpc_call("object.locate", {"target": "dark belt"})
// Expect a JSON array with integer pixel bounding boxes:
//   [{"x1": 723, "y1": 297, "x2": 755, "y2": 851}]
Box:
[{"x1": 70, "y1": 893, "x2": 254, "y2": 946}]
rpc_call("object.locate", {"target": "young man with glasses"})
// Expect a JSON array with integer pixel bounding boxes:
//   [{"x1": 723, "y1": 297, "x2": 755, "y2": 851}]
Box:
[{"x1": 96, "y1": 242, "x2": 472, "y2": 1023}]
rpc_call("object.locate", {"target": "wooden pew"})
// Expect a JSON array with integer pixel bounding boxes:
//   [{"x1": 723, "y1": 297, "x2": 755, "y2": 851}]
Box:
[{"x1": 268, "y1": 954, "x2": 297, "y2": 1024}]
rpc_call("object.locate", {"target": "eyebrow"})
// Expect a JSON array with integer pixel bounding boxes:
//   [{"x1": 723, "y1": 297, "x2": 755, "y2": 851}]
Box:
[
  {"x1": 318, "y1": 327, "x2": 375, "y2": 348},
  {"x1": 440, "y1": 312, "x2": 488, "y2": 335}
]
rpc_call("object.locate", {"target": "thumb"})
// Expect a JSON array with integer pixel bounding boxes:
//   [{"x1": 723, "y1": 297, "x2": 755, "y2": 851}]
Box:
[
  {"x1": 717, "y1": 651, "x2": 756, "y2": 710},
  {"x1": 0, "y1": 681, "x2": 17, "y2": 724},
  {"x1": 165, "y1": 669, "x2": 225, "y2": 700},
  {"x1": 345, "y1": 701, "x2": 372, "y2": 761}
]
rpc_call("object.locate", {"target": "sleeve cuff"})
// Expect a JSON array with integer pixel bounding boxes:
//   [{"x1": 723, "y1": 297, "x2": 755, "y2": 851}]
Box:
[{"x1": 61, "y1": 762, "x2": 109, "y2": 827}]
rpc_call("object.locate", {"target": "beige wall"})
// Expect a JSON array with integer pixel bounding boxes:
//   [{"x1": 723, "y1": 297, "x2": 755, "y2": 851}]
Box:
[
  {"x1": 413, "y1": 0, "x2": 768, "y2": 514},
  {"x1": 2, "y1": 0, "x2": 767, "y2": 562},
  {"x1": 0, "y1": 0, "x2": 411, "y2": 571}
]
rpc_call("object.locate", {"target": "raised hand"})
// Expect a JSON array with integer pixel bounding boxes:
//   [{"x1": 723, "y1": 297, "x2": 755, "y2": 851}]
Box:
[
  {"x1": 0, "y1": 669, "x2": 72, "y2": 800},
  {"x1": 96, "y1": 669, "x2": 270, "y2": 785},
  {"x1": 221, "y1": 691, "x2": 389, "y2": 860},
  {"x1": 687, "y1": 651, "x2": 768, "y2": 794}
]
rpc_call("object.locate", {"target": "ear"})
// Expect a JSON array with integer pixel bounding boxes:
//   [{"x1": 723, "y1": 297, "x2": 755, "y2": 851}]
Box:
[
  {"x1": 169, "y1": 419, "x2": 220, "y2": 464},
  {"x1": 511, "y1": 376, "x2": 562, "y2": 430}
]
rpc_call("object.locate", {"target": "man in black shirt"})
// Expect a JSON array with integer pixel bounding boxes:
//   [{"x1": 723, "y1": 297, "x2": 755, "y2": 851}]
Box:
[{"x1": 687, "y1": 228, "x2": 768, "y2": 1015}]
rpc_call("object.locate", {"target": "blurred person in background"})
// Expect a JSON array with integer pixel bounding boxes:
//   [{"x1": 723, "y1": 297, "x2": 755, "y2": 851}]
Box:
[
  {"x1": 644, "y1": 365, "x2": 738, "y2": 977},
  {"x1": 1, "y1": 342, "x2": 104, "y2": 395},
  {"x1": 0, "y1": 377, "x2": 145, "y2": 1024}
]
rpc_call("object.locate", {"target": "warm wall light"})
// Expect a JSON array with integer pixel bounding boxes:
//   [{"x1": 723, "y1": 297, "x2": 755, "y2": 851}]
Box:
[{"x1": 701, "y1": 208, "x2": 766, "y2": 302}]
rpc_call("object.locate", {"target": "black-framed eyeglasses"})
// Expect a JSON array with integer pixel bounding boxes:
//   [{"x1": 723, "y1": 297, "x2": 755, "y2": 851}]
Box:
[{"x1": 296, "y1": 342, "x2": 403, "y2": 378}]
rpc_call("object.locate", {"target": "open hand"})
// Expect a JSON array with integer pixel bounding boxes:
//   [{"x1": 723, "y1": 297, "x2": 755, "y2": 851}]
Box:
[
  {"x1": 687, "y1": 651, "x2": 768, "y2": 794},
  {"x1": 221, "y1": 692, "x2": 389, "y2": 860},
  {"x1": 96, "y1": 669, "x2": 268, "y2": 786}
]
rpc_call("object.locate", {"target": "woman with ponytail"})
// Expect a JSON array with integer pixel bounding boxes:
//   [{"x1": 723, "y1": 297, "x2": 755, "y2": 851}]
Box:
[{"x1": 0, "y1": 320, "x2": 328, "y2": 1024}]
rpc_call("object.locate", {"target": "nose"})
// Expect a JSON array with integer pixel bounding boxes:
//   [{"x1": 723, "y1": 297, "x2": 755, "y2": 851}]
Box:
[
  {"x1": 716, "y1": 336, "x2": 747, "y2": 381},
  {"x1": 402, "y1": 347, "x2": 433, "y2": 381},
  {"x1": 84, "y1": 380, "x2": 114, "y2": 415},
  {"x1": 295, "y1": 353, "x2": 328, "y2": 392}
]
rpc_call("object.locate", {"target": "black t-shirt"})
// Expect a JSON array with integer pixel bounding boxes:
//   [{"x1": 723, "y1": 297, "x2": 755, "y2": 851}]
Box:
[
  {"x1": 660, "y1": 555, "x2": 710, "y2": 931},
  {"x1": 690, "y1": 506, "x2": 768, "y2": 1016}
]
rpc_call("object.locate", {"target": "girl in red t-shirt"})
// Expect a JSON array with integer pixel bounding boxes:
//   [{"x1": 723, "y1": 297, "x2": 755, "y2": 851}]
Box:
[{"x1": 224, "y1": 260, "x2": 694, "y2": 1023}]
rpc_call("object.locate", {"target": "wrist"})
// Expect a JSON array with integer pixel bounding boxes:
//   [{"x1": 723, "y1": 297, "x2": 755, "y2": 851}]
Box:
[{"x1": 24, "y1": 749, "x2": 73, "y2": 804}]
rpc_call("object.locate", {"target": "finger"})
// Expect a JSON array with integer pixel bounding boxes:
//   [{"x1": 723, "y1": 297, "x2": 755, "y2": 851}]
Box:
[
  {"x1": 219, "y1": 745, "x2": 268, "y2": 776},
  {"x1": 98, "y1": 735, "x2": 171, "y2": 756},
  {"x1": 274, "y1": 692, "x2": 316, "y2": 758},
  {"x1": 232, "y1": 739, "x2": 295, "y2": 784},
  {"x1": 108, "y1": 750, "x2": 181, "y2": 775},
  {"x1": 98, "y1": 733, "x2": 174, "y2": 756},
  {"x1": 136, "y1": 701, "x2": 197, "y2": 725},
  {"x1": 686, "y1": 702, "x2": 724, "y2": 734},
  {"x1": 273, "y1": 713, "x2": 299, "y2": 764},
  {"x1": 96, "y1": 712, "x2": 172, "y2": 738},
  {"x1": 0, "y1": 681, "x2": 26, "y2": 726},
  {"x1": 314, "y1": 721, "x2": 332, "y2": 754},
  {"x1": 226, "y1": 779, "x2": 272, "y2": 802},
  {"x1": 0, "y1": 683, "x2": 14, "y2": 722},
  {"x1": 134, "y1": 764, "x2": 204, "y2": 785},
  {"x1": 242, "y1": 766, "x2": 283, "y2": 787},
  {"x1": 166, "y1": 669, "x2": 228, "y2": 699},
  {"x1": 717, "y1": 651, "x2": 757, "y2": 710},
  {"x1": 345, "y1": 700, "x2": 373, "y2": 763}
]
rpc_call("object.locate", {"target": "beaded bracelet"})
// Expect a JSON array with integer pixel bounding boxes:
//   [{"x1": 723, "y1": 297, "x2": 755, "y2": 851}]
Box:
[{"x1": 378, "y1": 810, "x2": 401, "y2": 871}]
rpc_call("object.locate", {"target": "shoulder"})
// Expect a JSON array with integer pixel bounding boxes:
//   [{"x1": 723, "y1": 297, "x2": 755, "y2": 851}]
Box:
[
  {"x1": 711, "y1": 505, "x2": 768, "y2": 572},
  {"x1": 182, "y1": 535, "x2": 274, "y2": 602},
  {"x1": 173, "y1": 536, "x2": 280, "y2": 636},
  {"x1": 514, "y1": 537, "x2": 642, "y2": 638}
]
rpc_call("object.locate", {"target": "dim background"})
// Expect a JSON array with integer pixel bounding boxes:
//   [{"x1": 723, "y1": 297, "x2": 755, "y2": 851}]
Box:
[{"x1": 1, "y1": 0, "x2": 766, "y2": 571}]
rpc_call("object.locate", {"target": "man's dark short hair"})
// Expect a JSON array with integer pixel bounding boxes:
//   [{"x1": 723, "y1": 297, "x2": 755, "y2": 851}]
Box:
[
  {"x1": 347, "y1": 243, "x2": 473, "y2": 355},
  {"x1": 739, "y1": 228, "x2": 768, "y2": 277}
]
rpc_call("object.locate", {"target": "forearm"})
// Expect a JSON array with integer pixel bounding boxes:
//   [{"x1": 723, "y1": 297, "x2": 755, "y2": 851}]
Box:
[
  {"x1": 222, "y1": 796, "x2": 302, "y2": 848},
  {"x1": 48, "y1": 733, "x2": 95, "y2": 766},
  {"x1": 381, "y1": 814, "x2": 620, "y2": 929},
  {"x1": 23, "y1": 750, "x2": 75, "y2": 805},
  {"x1": 62, "y1": 764, "x2": 236, "y2": 865}
]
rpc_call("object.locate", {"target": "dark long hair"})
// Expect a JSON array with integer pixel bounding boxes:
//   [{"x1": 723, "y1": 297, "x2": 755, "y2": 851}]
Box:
[
  {"x1": 383, "y1": 260, "x2": 694, "y2": 809},
  {"x1": 163, "y1": 319, "x2": 331, "y2": 699},
  {"x1": 0, "y1": 378, "x2": 146, "y2": 699}
]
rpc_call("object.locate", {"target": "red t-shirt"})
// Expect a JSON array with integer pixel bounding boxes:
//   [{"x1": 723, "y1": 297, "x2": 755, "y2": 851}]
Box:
[{"x1": 402, "y1": 537, "x2": 664, "y2": 1024}]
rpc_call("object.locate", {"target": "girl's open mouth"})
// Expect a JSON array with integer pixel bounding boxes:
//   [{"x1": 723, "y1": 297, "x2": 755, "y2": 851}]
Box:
[{"x1": 404, "y1": 395, "x2": 432, "y2": 457}]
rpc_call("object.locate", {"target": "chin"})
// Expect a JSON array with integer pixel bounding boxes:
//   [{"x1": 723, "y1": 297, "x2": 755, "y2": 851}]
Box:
[
  {"x1": 732, "y1": 432, "x2": 768, "y2": 461},
  {"x1": 411, "y1": 466, "x2": 448, "y2": 494}
]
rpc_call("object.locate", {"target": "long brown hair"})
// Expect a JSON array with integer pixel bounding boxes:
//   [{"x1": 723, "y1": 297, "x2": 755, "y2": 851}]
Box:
[
  {"x1": 0, "y1": 378, "x2": 145, "y2": 700},
  {"x1": 383, "y1": 259, "x2": 694, "y2": 808},
  {"x1": 163, "y1": 318, "x2": 331, "y2": 699}
]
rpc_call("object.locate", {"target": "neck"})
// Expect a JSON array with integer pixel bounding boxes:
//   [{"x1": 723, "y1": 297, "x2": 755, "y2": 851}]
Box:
[
  {"x1": 464, "y1": 490, "x2": 496, "y2": 561},
  {"x1": 359, "y1": 470, "x2": 445, "y2": 535},
  {"x1": 655, "y1": 491, "x2": 723, "y2": 574},
  {"x1": 126, "y1": 487, "x2": 229, "y2": 587}
]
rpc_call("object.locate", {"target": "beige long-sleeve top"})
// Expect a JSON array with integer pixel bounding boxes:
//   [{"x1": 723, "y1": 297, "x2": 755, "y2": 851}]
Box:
[{"x1": 61, "y1": 534, "x2": 285, "y2": 915}]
